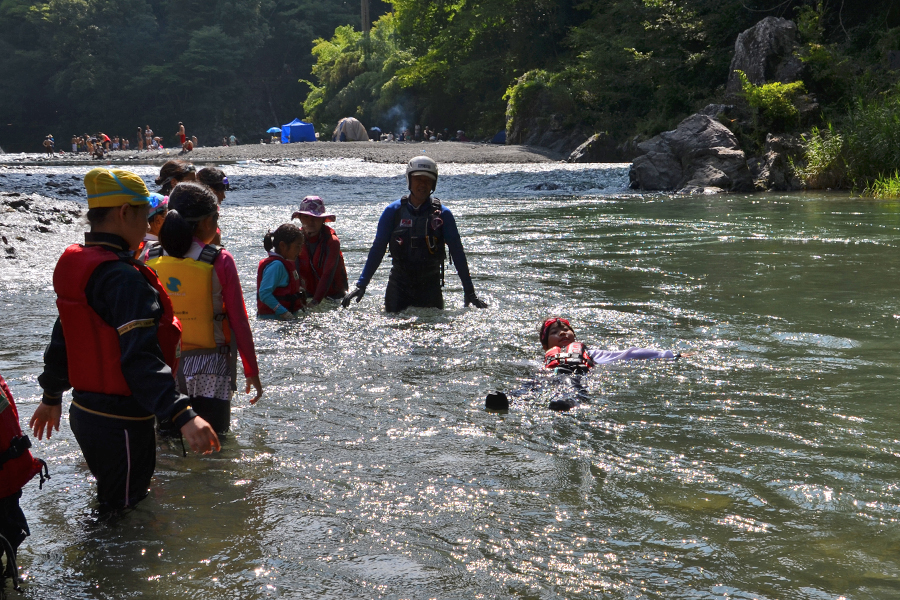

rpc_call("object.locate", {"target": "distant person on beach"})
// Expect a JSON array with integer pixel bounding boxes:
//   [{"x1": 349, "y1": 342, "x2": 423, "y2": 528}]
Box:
[
  {"x1": 291, "y1": 196, "x2": 348, "y2": 306},
  {"x1": 71, "y1": 135, "x2": 78, "y2": 153},
  {"x1": 144, "y1": 125, "x2": 153, "y2": 150},
  {"x1": 42, "y1": 136, "x2": 52, "y2": 155},
  {"x1": 137, "y1": 127, "x2": 144, "y2": 151},
  {"x1": 342, "y1": 156, "x2": 488, "y2": 312},
  {"x1": 146, "y1": 182, "x2": 262, "y2": 433},
  {"x1": 156, "y1": 159, "x2": 196, "y2": 195},
  {"x1": 414, "y1": 124, "x2": 421, "y2": 141},
  {"x1": 31, "y1": 168, "x2": 220, "y2": 513},
  {"x1": 257, "y1": 224, "x2": 306, "y2": 319},
  {"x1": 177, "y1": 122, "x2": 186, "y2": 152},
  {"x1": 191, "y1": 135, "x2": 198, "y2": 148},
  {"x1": 0, "y1": 372, "x2": 48, "y2": 593},
  {"x1": 229, "y1": 134, "x2": 237, "y2": 146}
]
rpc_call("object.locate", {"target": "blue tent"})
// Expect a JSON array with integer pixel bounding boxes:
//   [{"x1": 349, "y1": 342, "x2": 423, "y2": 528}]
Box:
[
  {"x1": 491, "y1": 130, "x2": 507, "y2": 144},
  {"x1": 281, "y1": 118, "x2": 316, "y2": 143}
]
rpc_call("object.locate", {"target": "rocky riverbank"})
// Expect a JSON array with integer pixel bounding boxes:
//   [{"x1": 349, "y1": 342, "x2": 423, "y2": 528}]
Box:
[{"x1": 0, "y1": 140, "x2": 563, "y2": 167}]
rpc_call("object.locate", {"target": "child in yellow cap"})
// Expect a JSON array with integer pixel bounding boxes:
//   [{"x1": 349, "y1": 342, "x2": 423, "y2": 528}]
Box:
[{"x1": 30, "y1": 167, "x2": 220, "y2": 513}]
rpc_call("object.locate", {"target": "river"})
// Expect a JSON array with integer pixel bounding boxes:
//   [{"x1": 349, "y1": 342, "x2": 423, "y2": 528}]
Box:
[{"x1": 1, "y1": 159, "x2": 899, "y2": 599}]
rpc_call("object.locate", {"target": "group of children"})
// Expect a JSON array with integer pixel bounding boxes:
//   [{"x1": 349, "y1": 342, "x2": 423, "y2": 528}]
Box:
[{"x1": 0, "y1": 162, "x2": 684, "y2": 593}]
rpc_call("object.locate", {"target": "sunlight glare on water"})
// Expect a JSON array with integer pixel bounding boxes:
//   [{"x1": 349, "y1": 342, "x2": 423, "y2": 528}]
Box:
[{"x1": 2, "y1": 160, "x2": 900, "y2": 599}]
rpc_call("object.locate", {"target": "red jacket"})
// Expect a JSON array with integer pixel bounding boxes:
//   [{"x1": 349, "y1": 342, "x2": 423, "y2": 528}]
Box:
[
  {"x1": 295, "y1": 226, "x2": 348, "y2": 303},
  {"x1": 256, "y1": 255, "x2": 305, "y2": 315},
  {"x1": 0, "y1": 375, "x2": 45, "y2": 499},
  {"x1": 53, "y1": 244, "x2": 181, "y2": 396}
]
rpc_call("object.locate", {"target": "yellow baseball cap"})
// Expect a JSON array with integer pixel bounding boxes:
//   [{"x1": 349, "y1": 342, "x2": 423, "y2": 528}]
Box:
[{"x1": 84, "y1": 168, "x2": 151, "y2": 208}]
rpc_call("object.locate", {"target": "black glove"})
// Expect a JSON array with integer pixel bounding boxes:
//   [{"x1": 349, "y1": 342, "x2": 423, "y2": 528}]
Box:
[
  {"x1": 341, "y1": 285, "x2": 366, "y2": 308},
  {"x1": 464, "y1": 290, "x2": 488, "y2": 308}
]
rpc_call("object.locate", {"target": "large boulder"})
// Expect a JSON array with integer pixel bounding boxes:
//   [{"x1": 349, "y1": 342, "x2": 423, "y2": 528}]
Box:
[
  {"x1": 726, "y1": 16, "x2": 803, "y2": 96},
  {"x1": 629, "y1": 114, "x2": 753, "y2": 193}
]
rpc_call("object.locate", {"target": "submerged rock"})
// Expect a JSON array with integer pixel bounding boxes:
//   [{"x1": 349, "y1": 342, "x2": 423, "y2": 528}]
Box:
[{"x1": 629, "y1": 114, "x2": 753, "y2": 193}]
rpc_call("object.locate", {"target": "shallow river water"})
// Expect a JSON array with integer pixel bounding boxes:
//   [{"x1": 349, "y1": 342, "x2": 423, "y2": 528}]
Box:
[{"x1": 2, "y1": 159, "x2": 900, "y2": 599}]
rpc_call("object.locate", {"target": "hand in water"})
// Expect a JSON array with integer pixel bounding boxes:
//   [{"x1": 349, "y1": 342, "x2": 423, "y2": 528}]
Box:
[
  {"x1": 246, "y1": 376, "x2": 263, "y2": 404},
  {"x1": 180, "y1": 416, "x2": 221, "y2": 454},
  {"x1": 341, "y1": 285, "x2": 366, "y2": 308},
  {"x1": 278, "y1": 310, "x2": 296, "y2": 321}
]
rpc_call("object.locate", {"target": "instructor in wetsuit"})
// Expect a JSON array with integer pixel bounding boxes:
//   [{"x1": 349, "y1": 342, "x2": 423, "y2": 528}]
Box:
[
  {"x1": 342, "y1": 156, "x2": 488, "y2": 312},
  {"x1": 30, "y1": 167, "x2": 220, "y2": 513}
]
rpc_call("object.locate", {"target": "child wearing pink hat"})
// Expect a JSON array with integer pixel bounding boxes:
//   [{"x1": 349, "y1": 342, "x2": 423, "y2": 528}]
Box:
[{"x1": 291, "y1": 196, "x2": 349, "y2": 305}]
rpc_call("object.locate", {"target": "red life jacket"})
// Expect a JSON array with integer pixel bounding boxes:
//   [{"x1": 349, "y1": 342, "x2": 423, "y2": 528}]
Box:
[
  {"x1": 0, "y1": 375, "x2": 48, "y2": 499},
  {"x1": 295, "y1": 226, "x2": 348, "y2": 300},
  {"x1": 257, "y1": 254, "x2": 305, "y2": 315},
  {"x1": 544, "y1": 342, "x2": 593, "y2": 373},
  {"x1": 53, "y1": 244, "x2": 182, "y2": 396}
]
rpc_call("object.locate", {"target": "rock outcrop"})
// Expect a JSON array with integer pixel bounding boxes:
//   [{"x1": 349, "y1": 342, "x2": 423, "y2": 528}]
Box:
[
  {"x1": 747, "y1": 134, "x2": 803, "y2": 191},
  {"x1": 629, "y1": 113, "x2": 753, "y2": 193},
  {"x1": 726, "y1": 16, "x2": 803, "y2": 96}
]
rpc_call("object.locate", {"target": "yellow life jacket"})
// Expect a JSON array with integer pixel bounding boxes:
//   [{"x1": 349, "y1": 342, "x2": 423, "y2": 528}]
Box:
[{"x1": 147, "y1": 244, "x2": 230, "y2": 352}]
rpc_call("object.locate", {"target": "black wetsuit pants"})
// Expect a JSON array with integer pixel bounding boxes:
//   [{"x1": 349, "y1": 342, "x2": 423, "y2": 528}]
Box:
[
  {"x1": 0, "y1": 491, "x2": 29, "y2": 554},
  {"x1": 385, "y1": 265, "x2": 443, "y2": 312},
  {"x1": 190, "y1": 397, "x2": 231, "y2": 434},
  {"x1": 70, "y1": 403, "x2": 155, "y2": 512}
]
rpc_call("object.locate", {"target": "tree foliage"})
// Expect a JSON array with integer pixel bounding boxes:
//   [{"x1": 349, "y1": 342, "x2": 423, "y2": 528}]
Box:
[{"x1": 0, "y1": 0, "x2": 385, "y2": 150}]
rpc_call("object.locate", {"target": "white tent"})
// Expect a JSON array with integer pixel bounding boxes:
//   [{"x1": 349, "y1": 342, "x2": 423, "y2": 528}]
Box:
[{"x1": 332, "y1": 117, "x2": 369, "y2": 142}]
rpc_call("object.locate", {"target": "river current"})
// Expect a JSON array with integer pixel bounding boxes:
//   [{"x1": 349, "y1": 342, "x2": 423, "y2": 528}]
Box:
[{"x1": 1, "y1": 159, "x2": 899, "y2": 599}]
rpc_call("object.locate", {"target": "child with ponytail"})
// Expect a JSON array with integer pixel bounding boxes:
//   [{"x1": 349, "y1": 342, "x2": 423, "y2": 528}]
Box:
[
  {"x1": 257, "y1": 224, "x2": 306, "y2": 320},
  {"x1": 147, "y1": 182, "x2": 262, "y2": 433}
]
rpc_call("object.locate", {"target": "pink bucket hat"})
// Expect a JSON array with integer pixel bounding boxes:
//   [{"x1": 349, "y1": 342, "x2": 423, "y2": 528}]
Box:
[{"x1": 291, "y1": 196, "x2": 335, "y2": 222}]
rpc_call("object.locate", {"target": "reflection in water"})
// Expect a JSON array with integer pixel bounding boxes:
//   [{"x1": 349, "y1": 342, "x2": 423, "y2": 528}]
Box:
[{"x1": 3, "y1": 162, "x2": 900, "y2": 598}]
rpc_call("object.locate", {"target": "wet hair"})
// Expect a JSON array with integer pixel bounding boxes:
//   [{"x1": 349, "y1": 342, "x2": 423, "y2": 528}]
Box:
[
  {"x1": 540, "y1": 317, "x2": 574, "y2": 349},
  {"x1": 159, "y1": 182, "x2": 218, "y2": 258},
  {"x1": 155, "y1": 160, "x2": 196, "y2": 194},
  {"x1": 86, "y1": 206, "x2": 115, "y2": 227},
  {"x1": 263, "y1": 223, "x2": 304, "y2": 253},
  {"x1": 197, "y1": 167, "x2": 228, "y2": 192}
]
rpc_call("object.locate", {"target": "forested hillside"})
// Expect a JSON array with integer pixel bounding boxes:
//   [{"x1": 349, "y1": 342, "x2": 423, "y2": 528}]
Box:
[
  {"x1": 2, "y1": 0, "x2": 899, "y2": 161},
  {"x1": 0, "y1": 0, "x2": 389, "y2": 151}
]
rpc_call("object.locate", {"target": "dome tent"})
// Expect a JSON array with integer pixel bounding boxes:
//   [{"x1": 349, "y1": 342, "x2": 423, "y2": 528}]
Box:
[
  {"x1": 332, "y1": 117, "x2": 369, "y2": 142},
  {"x1": 281, "y1": 119, "x2": 316, "y2": 143}
]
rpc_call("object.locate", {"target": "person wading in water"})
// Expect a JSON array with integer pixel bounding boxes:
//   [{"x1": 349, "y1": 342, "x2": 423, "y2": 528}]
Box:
[{"x1": 343, "y1": 156, "x2": 488, "y2": 312}]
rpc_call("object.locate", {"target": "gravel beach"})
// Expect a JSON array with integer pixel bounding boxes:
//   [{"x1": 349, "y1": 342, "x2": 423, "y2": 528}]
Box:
[{"x1": 0, "y1": 141, "x2": 564, "y2": 166}]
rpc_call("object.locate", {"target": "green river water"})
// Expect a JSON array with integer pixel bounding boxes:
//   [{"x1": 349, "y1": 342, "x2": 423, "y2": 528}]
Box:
[{"x1": 1, "y1": 160, "x2": 899, "y2": 599}]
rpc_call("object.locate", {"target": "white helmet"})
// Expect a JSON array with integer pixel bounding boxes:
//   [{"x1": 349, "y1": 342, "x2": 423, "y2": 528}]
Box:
[{"x1": 406, "y1": 156, "x2": 438, "y2": 190}]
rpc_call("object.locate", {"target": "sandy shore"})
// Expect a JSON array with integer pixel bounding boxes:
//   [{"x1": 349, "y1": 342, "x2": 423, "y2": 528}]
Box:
[{"x1": 0, "y1": 141, "x2": 564, "y2": 166}]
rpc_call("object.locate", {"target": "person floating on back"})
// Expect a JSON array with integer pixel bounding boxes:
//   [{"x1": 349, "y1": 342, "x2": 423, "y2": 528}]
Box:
[
  {"x1": 291, "y1": 196, "x2": 348, "y2": 306},
  {"x1": 146, "y1": 182, "x2": 262, "y2": 434},
  {"x1": 342, "y1": 156, "x2": 488, "y2": 312},
  {"x1": 487, "y1": 317, "x2": 680, "y2": 412},
  {"x1": 31, "y1": 168, "x2": 220, "y2": 514},
  {"x1": 257, "y1": 224, "x2": 307, "y2": 320}
]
